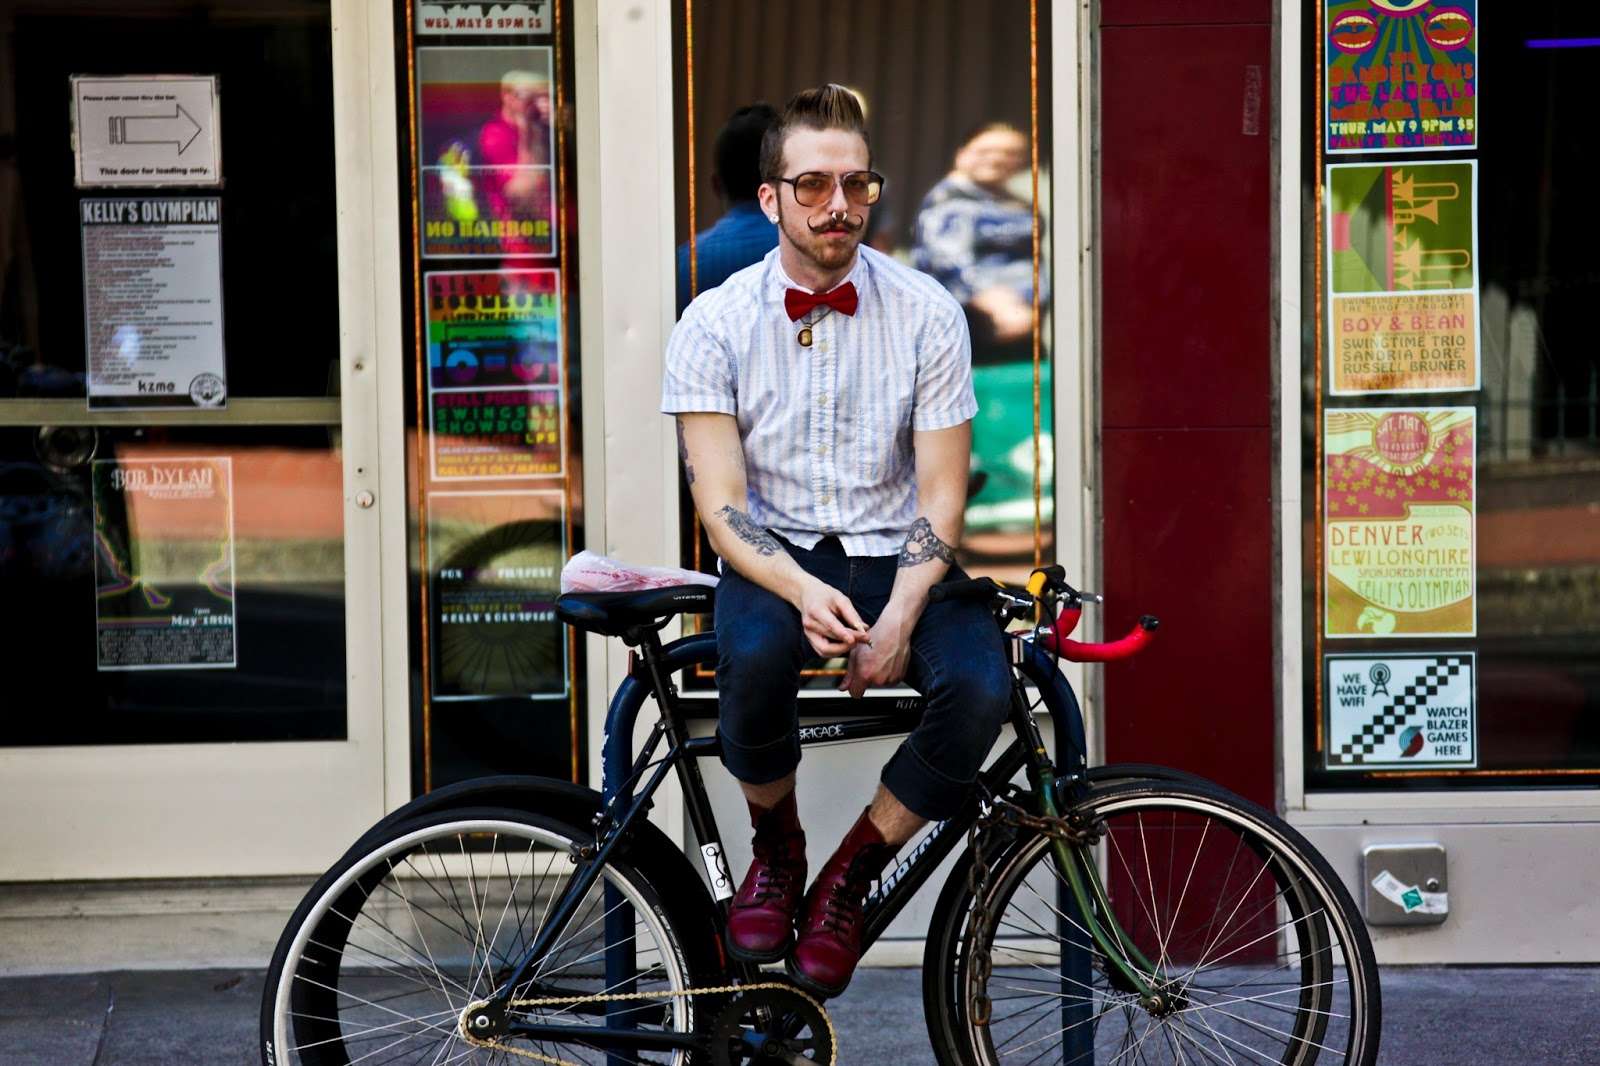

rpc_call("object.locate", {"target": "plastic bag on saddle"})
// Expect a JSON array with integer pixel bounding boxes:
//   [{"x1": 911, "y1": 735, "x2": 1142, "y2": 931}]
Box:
[{"x1": 559, "y1": 550, "x2": 720, "y2": 594}]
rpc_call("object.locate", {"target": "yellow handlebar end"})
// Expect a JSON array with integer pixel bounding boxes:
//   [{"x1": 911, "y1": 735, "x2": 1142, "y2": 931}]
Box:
[{"x1": 1026, "y1": 571, "x2": 1049, "y2": 598}]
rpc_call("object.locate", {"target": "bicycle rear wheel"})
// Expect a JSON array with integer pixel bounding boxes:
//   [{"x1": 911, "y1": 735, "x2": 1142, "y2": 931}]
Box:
[
  {"x1": 924, "y1": 780, "x2": 1381, "y2": 1066},
  {"x1": 261, "y1": 807, "x2": 721, "y2": 1065}
]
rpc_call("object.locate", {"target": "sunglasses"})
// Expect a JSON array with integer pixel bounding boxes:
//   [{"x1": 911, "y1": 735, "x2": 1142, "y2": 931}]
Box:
[{"x1": 773, "y1": 170, "x2": 885, "y2": 208}]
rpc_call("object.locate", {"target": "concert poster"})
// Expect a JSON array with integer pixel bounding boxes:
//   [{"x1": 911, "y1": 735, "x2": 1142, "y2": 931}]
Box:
[
  {"x1": 428, "y1": 489, "x2": 566, "y2": 699},
  {"x1": 92, "y1": 455, "x2": 237, "y2": 670},
  {"x1": 417, "y1": 46, "x2": 556, "y2": 259},
  {"x1": 1326, "y1": 0, "x2": 1477, "y2": 153},
  {"x1": 1325, "y1": 407, "x2": 1476, "y2": 638},
  {"x1": 1326, "y1": 161, "x2": 1479, "y2": 394}
]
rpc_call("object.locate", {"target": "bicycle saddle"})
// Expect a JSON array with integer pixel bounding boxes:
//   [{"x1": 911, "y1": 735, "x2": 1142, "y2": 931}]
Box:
[{"x1": 555, "y1": 585, "x2": 715, "y2": 636}]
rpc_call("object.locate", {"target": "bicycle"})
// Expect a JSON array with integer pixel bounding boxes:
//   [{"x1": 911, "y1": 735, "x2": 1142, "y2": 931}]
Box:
[{"x1": 261, "y1": 565, "x2": 1381, "y2": 1066}]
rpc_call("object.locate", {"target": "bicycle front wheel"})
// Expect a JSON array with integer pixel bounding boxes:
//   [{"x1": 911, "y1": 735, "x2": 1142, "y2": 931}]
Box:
[
  {"x1": 261, "y1": 807, "x2": 720, "y2": 1066},
  {"x1": 925, "y1": 780, "x2": 1381, "y2": 1066}
]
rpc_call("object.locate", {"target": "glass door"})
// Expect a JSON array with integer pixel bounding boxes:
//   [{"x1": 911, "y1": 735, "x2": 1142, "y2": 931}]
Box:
[{"x1": 0, "y1": 0, "x2": 390, "y2": 878}]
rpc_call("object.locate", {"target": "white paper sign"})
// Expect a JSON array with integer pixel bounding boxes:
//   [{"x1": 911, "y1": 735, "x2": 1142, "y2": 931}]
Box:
[
  {"x1": 72, "y1": 75, "x2": 221, "y2": 188},
  {"x1": 81, "y1": 198, "x2": 227, "y2": 409},
  {"x1": 1325, "y1": 653, "x2": 1476, "y2": 770}
]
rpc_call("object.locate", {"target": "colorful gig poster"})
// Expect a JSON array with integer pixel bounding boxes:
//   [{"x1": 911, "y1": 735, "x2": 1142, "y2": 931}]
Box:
[
  {"x1": 416, "y1": 1, "x2": 552, "y2": 35},
  {"x1": 417, "y1": 46, "x2": 555, "y2": 259},
  {"x1": 1326, "y1": 0, "x2": 1476, "y2": 153},
  {"x1": 92, "y1": 456, "x2": 236, "y2": 670},
  {"x1": 429, "y1": 490, "x2": 566, "y2": 699},
  {"x1": 1325, "y1": 408, "x2": 1475, "y2": 638},
  {"x1": 427, "y1": 270, "x2": 561, "y2": 389},
  {"x1": 1327, "y1": 161, "x2": 1478, "y2": 394},
  {"x1": 431, "y1": 386, "x2": 562, "y2": 479}
]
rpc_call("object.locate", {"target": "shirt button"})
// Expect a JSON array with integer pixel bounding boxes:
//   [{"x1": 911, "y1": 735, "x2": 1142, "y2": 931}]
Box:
[{"x1": 820, "y1": 493, "x2": 832, "y2": 504}]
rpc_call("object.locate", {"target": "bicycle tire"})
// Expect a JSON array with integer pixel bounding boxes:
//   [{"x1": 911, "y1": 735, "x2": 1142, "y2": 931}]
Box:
[
  {"x1": 261, "y1": 806, "x2": 725, "y2": 1066},
  {"x1": 922, "y1": 779, "x2": 1381, "y2": 1066}
]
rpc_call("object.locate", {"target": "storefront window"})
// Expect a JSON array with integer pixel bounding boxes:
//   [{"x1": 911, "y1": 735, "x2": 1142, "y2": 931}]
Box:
[
  {"x1": 0, "y1": 1, "x2": 347, "y2": 746},
  {"x1": 1303, "y1": 2, "x2": 1600, "y2": 789},
  {"x1": 670, "y1": 0, "x2": 1055, "y2": 696},
  {"x1": 395, "y1": 0, "x2": 586, "y2": 791}
]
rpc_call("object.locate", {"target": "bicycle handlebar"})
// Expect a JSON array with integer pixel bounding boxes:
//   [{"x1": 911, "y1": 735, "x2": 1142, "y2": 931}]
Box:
[
  {"x1": 1040, "y1": 615, "x2": 1160, "y2": 662},
  {"x1": 926, "y1": 572, "x2": 1158, "y2": 663}
]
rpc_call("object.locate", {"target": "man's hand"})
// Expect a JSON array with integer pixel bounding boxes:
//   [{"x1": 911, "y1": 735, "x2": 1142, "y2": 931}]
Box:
[
  {"x1": 839, "y1": 608, "x2": 913, "y2": 699},
  {"x1": 800, "y1": 579, "x2": 871, "y2": 658}
]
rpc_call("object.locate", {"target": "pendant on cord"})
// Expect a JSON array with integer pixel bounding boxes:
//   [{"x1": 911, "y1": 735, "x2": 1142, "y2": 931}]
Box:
[{"x1": 797, "y1": 326, "x2": 813, "y2": 347}]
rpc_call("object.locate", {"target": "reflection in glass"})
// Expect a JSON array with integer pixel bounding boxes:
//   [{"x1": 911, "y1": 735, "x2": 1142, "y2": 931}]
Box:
[{"x1": 673, "y1": 0, "x2": 1054, "y2": 658}]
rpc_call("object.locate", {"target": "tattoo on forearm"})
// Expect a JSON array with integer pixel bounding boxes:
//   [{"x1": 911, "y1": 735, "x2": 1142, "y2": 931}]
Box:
[
  {"x1": 716, "y1": 505, "x2": 781, "y2": 556},
  {"x1": 675, "y1": 419, "x2": 695, "y2": 486},
  {"x1": 898, "y1": 517, "x2": 956, "y2": 568}
]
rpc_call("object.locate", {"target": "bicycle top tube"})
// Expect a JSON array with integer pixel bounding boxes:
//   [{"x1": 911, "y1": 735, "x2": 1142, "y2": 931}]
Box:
[{"x1": 599, "y1": 628, "x2": 1092, "y2": 808}]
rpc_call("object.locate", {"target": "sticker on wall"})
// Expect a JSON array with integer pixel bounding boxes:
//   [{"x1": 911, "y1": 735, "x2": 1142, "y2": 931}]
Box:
[
  {"x1": 416, "y1": 1, "x2": 552, "y2": 35},
  {"x1": 92, "y1": 456, "x2": 236, "y2": 671},
  {"x1": 428, "y1": 489, "x2": 567, "y2": 700},
  {"x1": 426, "y1": 269, "x2": 561, "y2": 390},
  {"x1": 1325, "y1": 0, "x2": 1477, "y2": 154},
  {"x1": 1326, "y1": 161, "x2": 1479, "y2": 394},
  {"x1": 81, "y1": 198, "x2": 227, "y2": 410},
  {"x1": 417, "y1": 46, "x2": 556, "y2": 259},
  {"x1": 1325, "y1": 407, "x2": 1475, "y2": 637},
  {"x1": 1325, "y1": 653, "x2": 1475, "y2": 769},
  {"x1": 71, "y1": 75, "x2": 222, "y2": 188}
]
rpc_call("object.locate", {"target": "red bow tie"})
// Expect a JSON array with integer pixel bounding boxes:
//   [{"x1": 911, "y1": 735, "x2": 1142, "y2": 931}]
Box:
[{"x1": 784, "y1": 281, "x2": 859, "y2": 321}]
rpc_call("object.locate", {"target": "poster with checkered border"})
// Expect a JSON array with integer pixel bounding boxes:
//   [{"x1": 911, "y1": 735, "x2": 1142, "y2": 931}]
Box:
[{"x1": 1325, "y1": 653, "x2": 1476, "y2": 771}]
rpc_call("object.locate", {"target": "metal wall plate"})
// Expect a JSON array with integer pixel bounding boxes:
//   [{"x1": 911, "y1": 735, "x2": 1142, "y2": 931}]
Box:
[{"x1": 1361, "y1": 843, "x2": 1449, "y2": 926}]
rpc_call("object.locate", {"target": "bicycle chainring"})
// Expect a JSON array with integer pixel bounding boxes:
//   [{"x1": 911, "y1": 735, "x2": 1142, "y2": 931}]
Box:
[{"x1": 709, "y1": 986, "x2": 836, "y2": 1065}]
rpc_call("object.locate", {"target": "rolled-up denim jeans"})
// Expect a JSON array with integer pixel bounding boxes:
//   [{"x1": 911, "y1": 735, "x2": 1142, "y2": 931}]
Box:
[{"x1": 712, "y1": 534, "x2": 1012, "y2": 821}]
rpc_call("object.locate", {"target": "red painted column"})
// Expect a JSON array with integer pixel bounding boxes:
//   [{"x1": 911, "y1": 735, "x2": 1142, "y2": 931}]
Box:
[{"x1": 1098, "y1": 2, "x2": 1276, "y2": 806}]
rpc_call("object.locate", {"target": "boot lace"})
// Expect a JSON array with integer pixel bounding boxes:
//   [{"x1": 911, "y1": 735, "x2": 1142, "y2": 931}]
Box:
[
  {"x1": 817, "y1": 851, "x2": 885, "y2": 936},
  {"x1": 745, "y1": 835, "x2": 801, "y2": 905}
]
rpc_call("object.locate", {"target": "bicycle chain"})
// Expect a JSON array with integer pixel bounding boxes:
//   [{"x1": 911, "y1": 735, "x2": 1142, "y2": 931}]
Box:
[
  {"x1": 458, "y1": 980, "x2": 835, "y2": 1065},
  {"x1": 963, "y1": 791, "x2": 1107, "y2": 1028}
]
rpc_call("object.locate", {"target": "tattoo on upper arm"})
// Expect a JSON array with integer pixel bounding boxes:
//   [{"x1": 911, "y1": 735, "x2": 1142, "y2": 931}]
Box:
[
  {"x1": 899, "y1": 516, "x2": 956, "y2": 568},
  {"x1": 676, "y1": 418, "x2": 695, "y2": 485},
  {"x1": 716, "y1": 505, "x2": 781, "y2": 556}
]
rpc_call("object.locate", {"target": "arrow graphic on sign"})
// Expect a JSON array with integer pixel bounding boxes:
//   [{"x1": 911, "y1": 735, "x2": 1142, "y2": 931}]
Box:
[{"x1": 108, "y1": 104, "x2": 204, "y2": 155}]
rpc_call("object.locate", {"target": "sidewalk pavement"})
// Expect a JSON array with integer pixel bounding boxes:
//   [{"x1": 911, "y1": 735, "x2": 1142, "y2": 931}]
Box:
[{"x1": 3, "y1": 965, "x2": 1596, "y2": 1064}]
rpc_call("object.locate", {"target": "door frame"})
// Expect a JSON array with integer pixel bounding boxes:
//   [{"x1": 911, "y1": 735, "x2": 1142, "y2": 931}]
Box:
[{"x1": 0, "y1": 0, "x2": 397, "y2": 880}]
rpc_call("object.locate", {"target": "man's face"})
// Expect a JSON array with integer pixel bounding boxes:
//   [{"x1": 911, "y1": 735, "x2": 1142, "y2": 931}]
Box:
[
  {"x1": 758, "y1": 127, "x2": 871, "y2": 276},
  {"x1": 955, "y1": 129, "x2": 1028, "y2": 191},
  {"x1": 502, "y1": 85, "x2": 539, "y2": 122}
]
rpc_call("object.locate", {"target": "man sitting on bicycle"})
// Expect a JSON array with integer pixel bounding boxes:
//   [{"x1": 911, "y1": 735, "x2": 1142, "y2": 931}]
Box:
[{"x1": 663, "y1": 83, "x2": 1012, "y2": 999}]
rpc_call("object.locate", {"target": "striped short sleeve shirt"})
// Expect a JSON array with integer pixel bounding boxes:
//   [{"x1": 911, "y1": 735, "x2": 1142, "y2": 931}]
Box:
[{"x1": 662, "y1": 245, "x2": 977, "y2": 557}]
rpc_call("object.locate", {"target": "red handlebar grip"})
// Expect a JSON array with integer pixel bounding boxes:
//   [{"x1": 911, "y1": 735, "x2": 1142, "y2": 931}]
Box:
[{"x1": 1041, "y1": 617, "x2": 1157, "y2": 662}]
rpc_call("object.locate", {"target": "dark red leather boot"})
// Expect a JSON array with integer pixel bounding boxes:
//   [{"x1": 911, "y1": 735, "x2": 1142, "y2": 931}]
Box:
[
  {"x1": 726, "y1": 791, "x2": 807, "y2": 963},
  {"x1": 787, "y1": 808, "x2": 898, "y2": 997}
]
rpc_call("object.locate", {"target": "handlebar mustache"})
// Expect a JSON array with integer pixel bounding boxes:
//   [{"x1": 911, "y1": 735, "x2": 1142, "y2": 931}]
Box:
[{"x1": 808, "y1": 210, "x2": 864, "y2": 234}]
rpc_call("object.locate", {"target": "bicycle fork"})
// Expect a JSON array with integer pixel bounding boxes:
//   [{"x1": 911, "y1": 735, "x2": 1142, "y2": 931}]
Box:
[{"x1": 1034, "y1": 768, "x2": 1172, "y2": 1012}]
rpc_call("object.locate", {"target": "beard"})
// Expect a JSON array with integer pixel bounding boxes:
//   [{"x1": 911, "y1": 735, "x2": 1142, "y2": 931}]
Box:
[{"x1": 777, "y1": 203, "x2": 865, "y2": 275}]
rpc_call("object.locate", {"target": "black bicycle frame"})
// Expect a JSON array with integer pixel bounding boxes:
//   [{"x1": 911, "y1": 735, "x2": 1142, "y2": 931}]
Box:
[{"x1": 490, "y1": 624, "x2": 1097, "y2": 1058}]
